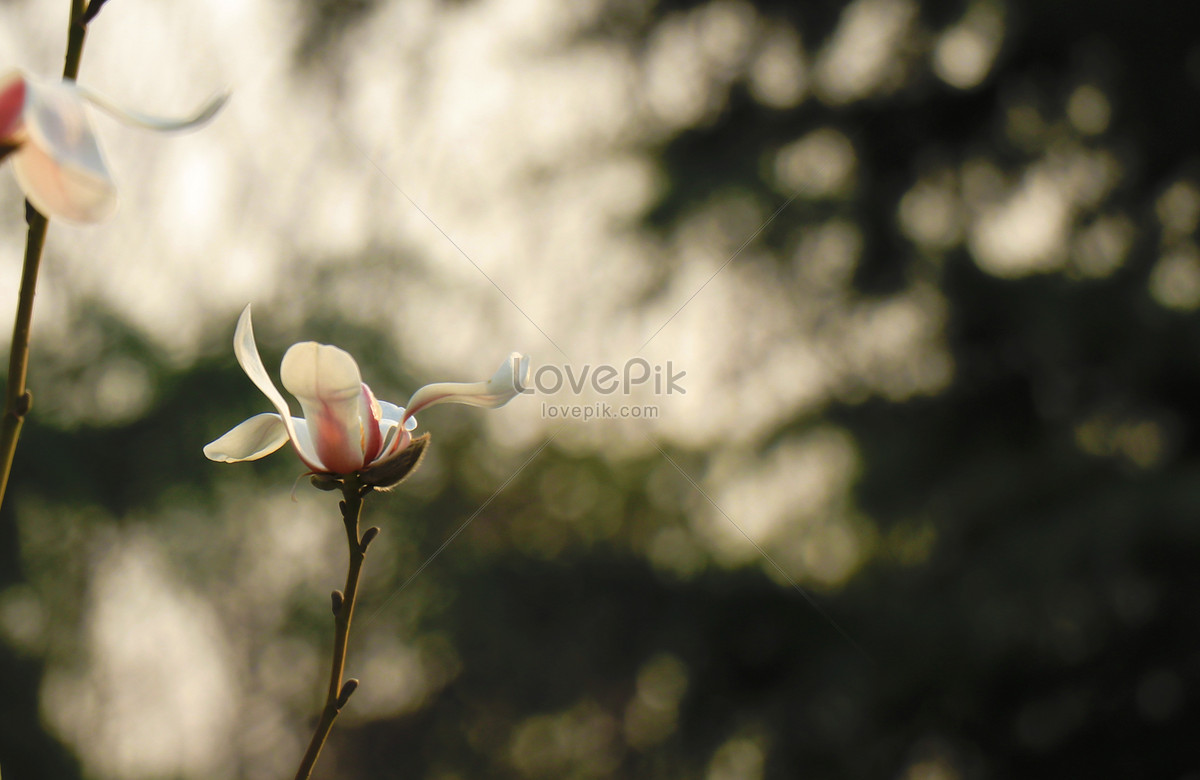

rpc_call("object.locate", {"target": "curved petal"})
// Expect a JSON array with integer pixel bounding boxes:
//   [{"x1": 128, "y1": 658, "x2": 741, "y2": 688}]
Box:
[
  {"x1": 290, "y1": 417, "x2": 318, "y2": 465},
  {"x1": 376, "y1": 401, "x2": 419, "y2": 460},
  {"x1": 378, "y1": 399, "x2": 404, "y2": 424},
  {"x1": 203, "y1": 413, "x2": 289, "y2": 462},
  {"x1": 71, "y1": 82, "x2": 229, "y2": 132},
  {"x1": 403, "y1": 352, "x2": 530, "y2": 422},
  {"x1": 375, "y1": 425, "x2": 413, "y2": 465},
  {"x1": 1, "y1": 71, "x2": 25, "y2": 140},
  {"x1": 280, "y1": 341, "x2": 366, "y2": 475},
  {"x1": 12, "y1": 77, "x2": 115, "y2": 222},
  {"x1": 233, "y1": 305, "x2": 324, "y2": 472}
]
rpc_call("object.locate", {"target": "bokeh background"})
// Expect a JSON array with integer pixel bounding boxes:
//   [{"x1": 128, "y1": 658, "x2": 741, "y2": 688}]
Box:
[{"x1": 3, "y1": 0, "x2": 1199, "y2": 777}]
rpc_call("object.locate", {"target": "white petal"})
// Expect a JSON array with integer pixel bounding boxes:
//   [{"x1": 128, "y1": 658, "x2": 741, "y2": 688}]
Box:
[
  {"x1": 280, "y1": 340, "x2": 366, "y2": 475},
  {"x1": 403, "y1": 352, "x2": 530, "y2": 419},
  {"x1": 71, "y1": 82, "x2": 229, "y2": 132},
  {"x1": 203, "y1": 413, "x2": 289, "y2": 462},
  {"x1": 290, "y1": 417, "x2": 318, "y2": 464},
  {"x1": 11, "y1": 77, "x2": 115, "y2": 222},
  {"x1": 378, "y1": 400, "x2": 418, "y2": 429},
  {"x1": 233, "y1": 305, "x2": 324, "y2": 471},
  {"x1": 378, "y1": 400, "x2": 404, "y2": 423}
]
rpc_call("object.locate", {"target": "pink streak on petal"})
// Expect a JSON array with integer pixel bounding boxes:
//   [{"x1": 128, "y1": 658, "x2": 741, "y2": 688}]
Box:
[
  {"x1": 1, "y1": 74, "x2": 25, "y2": 140},
  {"x1": 360, "y1": 383, "x2": 384, "y2": 464},
  {"x1": 401, "y1": 392, "x2": 451, "y2": 425},
  {"x1": 313, "y1": 400, "x2": 365, "y2": 475},
  {"x1": 280, "y1": 340, "x2": 366, "y2": 474},
  {"x1": 391, "y1": 427, "x2": 412, "y2": 458},
  {"x1": 381, "y1": 413, "x2": 420, "y2": 458}
]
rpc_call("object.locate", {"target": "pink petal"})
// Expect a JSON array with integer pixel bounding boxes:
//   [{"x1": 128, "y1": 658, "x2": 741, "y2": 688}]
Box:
[
  {"x1": 359, "y1": 383, "x2": 384, "y2": 464},
  {"x1": 12, "y1": 76, "x2": 115, "y2": 222},
  {"x1": 1, "y1": 71, "x2": 25, "y2": 140},
  {"x1": 280, "y1": 341, "x2": 366, "y2": 475}
]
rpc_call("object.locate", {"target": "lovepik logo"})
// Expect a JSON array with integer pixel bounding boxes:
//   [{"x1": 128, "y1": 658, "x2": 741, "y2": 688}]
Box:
[{"x1": 514, "y1": 357, "x2": 686, "y2": 396}]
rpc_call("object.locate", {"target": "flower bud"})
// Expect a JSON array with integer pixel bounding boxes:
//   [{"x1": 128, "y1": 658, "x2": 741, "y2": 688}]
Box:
[
  {"x1": 359, "y1": 433, "x2": 430, "y2": 490},
  {"x1": 336, "y1": 678, "x2": 359, "y2": 710},
  {"x1": 310, "y1": 474, "x2": 343, "y2": 491},
  {"x1": 359, "y1": 526, "x2": 380, "y2": 552}
]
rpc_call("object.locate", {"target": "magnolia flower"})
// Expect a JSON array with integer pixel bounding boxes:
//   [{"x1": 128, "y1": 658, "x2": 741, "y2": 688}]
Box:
[
  {"x1": 1, "y1": 69, "x2": 227, "y2": 222},
  {"x1": 204, "y1": 305, "x2": 529, "y2": 487}
]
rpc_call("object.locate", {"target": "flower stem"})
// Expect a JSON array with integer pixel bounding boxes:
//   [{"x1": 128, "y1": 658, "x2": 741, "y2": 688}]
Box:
[
  {"x1": 0, "y1": 0, "x2": 100, "y2": 512},
  {"x1": 294, "y1": 479, "x2": 373, "y2": 780}
]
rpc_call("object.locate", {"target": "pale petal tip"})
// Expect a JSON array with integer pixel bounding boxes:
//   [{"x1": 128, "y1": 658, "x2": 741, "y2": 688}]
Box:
[
  {"x1": 402, "y1": 351, "x2": 531, "y2": 417},
  {"x1": 507, "y1": 352, "x2": 531, "y2": 389},
  {"x1": 234, "y1": 303, "x2": 254, "y2": 346},
  {"x1": 189, "y1": 90, "x2": 231, "y2": 128},
  {"x1": 70, "y1": 82, "x2": 231, "y2": 132},
  {"x1": 203, "y1": 412, "x2": 289, "y2": 463},
  {"x1": 487, "y1": 351, "x2": 530, "y2": 407},
  {"x1": 203, "y1": 446, "x2": 237, "y2": 463}
]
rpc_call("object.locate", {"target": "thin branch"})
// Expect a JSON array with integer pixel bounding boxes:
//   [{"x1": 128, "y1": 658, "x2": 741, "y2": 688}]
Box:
[
  {"x1": 0, "y1": 0, "x2": 90, "y2": 511},
  {"x1": 80, "y1": 0, "x2": 112, "y2": 26},
  {"x1": 293, "y1": 479, "x2": 372, "y2": 780}
]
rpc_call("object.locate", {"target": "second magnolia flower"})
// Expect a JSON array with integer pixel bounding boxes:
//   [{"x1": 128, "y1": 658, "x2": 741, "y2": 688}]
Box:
[
  {"x1": 1, "y1": 69, "x2": 226, "y2": 222},
  {"x1": 204, "y1": 305, "x2": 529, "y2": 479}
]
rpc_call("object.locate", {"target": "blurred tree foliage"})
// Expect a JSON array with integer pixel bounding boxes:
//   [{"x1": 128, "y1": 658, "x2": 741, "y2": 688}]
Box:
[{"x1": 4, "y1": 0, "x2": 1200, "y2": 778}]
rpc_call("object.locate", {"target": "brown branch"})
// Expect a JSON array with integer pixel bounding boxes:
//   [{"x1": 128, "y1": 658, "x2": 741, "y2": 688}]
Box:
[
  {"x1": 80, "y1": 0, "x2": 112, "y2": 26},
  {"x1": 0, "y1": 0, "x2": 93, "y2": 511},
  {"x1": 293, "y1": 479, "x2": 373, "y2": 780}
]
